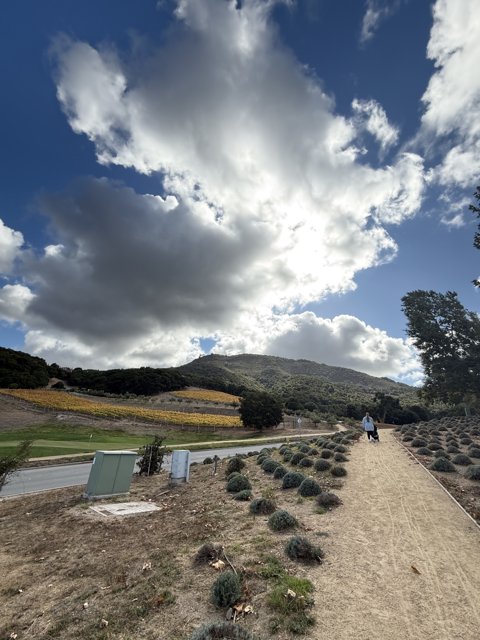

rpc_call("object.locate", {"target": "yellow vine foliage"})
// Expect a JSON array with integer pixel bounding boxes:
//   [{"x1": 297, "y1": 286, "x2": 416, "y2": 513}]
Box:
[
  {"x1": 171, "y1": 389, "x2": 240, "y2": 403},
  {"x1": 0, "y1": 389, "x2": 241, "y2": 427}
]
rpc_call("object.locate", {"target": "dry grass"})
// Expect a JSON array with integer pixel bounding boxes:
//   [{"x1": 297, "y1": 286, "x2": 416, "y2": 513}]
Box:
[{"x1": 0, "y1": 448, "x2": 344, "y2": 640}]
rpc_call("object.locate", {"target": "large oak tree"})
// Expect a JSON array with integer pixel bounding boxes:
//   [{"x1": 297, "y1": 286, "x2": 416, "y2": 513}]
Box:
[{"x1": 402, "y1": 290, "x2": 480, "y2": 411}]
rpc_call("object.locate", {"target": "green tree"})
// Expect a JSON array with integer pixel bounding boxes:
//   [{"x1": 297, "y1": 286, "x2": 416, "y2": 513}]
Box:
[
  {"x1": 0, "y1": 440, "x2": 32, "y2": 490},
  {"x1": 239, "y1": 391, "x2": 283, "y2": 430},
  {"x1": 470, "y1": 184, "x2": 480, "y2": 287},
  {"x1": 402, "y1": 290, "x2": 480, "y2": 411},
  {"x1": 137, "y1": 435, "x2": 169, "y2": 476},
  {"x1": 373, "y1": 392, "x2": 400, "y2": 423}
]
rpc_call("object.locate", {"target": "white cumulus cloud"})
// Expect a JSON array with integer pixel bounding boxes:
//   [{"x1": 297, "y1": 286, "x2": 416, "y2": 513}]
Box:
[
  {"x1": 420, "y1": 0, "x2": 480, "y2": 189},
  {"x1": 214, "y1": 310, "x2": 422, "y2": 382},
  {"x1": 0, "y1": 219, "x2": 24, "y2": 275},
  {"x1": 0, "y1": 0, "x2": 428, "y2": 384}
]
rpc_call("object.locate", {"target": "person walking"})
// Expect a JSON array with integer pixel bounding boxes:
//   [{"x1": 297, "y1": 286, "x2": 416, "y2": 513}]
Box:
[{"x1": 362, "y1": 412, "x2": 375, "y2": 442}]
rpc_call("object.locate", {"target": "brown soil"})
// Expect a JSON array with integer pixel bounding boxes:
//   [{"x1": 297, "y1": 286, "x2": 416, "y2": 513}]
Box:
[{"x1": 1, "y1": 431, "x2": 479, "y2": 640}]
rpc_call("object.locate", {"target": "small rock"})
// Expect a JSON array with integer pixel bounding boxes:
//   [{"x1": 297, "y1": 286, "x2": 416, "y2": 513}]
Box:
[
  {"x1": 100, "y1": 619, "x2": 108, "y2": 628},
  {"x1": 83, "y1": 602, "x2": 89, "y2": 609},
  {"x1": 226, "y1": 608, "x2": 234, "y2": 621}
]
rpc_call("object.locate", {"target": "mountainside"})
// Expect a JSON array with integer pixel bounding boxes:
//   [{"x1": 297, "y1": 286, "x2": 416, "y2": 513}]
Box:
[
  {"x1": 178, "y1": 354, "x2": 420, "y2": 417},
  {"x1": 0, "y1": 347, "x2": 50, "y2": 389},
  {"x1": 0, "y1": 346, "x2": 423, "y2": 420},
  {"x1": 180, "y1": 353, "x2": 413, "y2": 393}
]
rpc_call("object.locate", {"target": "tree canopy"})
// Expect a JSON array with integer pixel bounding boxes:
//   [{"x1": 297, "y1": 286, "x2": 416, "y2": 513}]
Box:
[
  {"x1": 402, "y1": 290, "x2": 480, "y2": 409},
  {"x1": 239, "y1": 391, "x2": 283, "y2": 430},
  {"x1": 0, "y1": 347, "x2": 49, "y2": 389},
  {"x1": 470, "y1": 185, "x2": 480, "y2": 287}
]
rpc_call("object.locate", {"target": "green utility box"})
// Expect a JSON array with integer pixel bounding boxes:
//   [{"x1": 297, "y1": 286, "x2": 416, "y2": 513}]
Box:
[{"x1": 84, "y1": 450, "x2": 137, "y2": 499}]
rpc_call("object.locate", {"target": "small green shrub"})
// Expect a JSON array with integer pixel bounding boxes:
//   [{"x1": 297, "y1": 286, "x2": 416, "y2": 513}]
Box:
[
  {"x1": 314, "y1": 458, "x2": 331, "y2": 472},
  {"x1": 273, "y1": 465, "x2": 288, "y2": 479},
  {"x1": 233, "y1": 490, "x2": 252, "y2": 501},
  {"x1": 334, "y1": 452, "x2": 348, "y2": 462},
  {"x1": 464, "y1": 464, "x2": 480, "y2": 480},
  {"x1": 187, "y1": 622, "x2": 257, "y2": 640},
  {"x1": 227, "y1": 471, "x2": 242, "y2": 482},
  {"x1": 298, "y1": 444, "x2": 310, "y2": 454},
  {"x1": 428, "y1": 442, "x2": 443, "y2": 451},
  {"x1": 402, "y1": 435, "x2": 414, "y2": 442},
  {"x1": 464, "y1": 465, "x2": 480, "y2": 480},
  {"x1": 290, "y1": 452, "x2": 305, "y2": 466},
  {"x1": 282, "y1": 450, "x2": 293, "y2": 462},
  {"x1": 249, "y1": 497, "x2": 276, "y2": 515},
  {"x1": 411, "y1": 438, "x2": 428, "y2": 448},
  {"x1": 316, "y1": 492, "x2": 342, "y2": 508},
  {"x1": 331, "y1": 465, "x2": 347, "y2": 477},
  {"x1": 285, "y1": 536, "x2": 323, "y2": 564},
  {"x1": 268, "y1": 510, "x2": 298, "y2": 531},
  {"x1": 430, "y1": 458, "x2": 456, "y2": 472},
  {"x1": 468, "y1": 447, "x2": 480, "y2": 459},
  {"x1": 325, "y1": 441, "x2": 337, "y2": 450},
  {"x1": 298, "y1": 477, "x2": 321, "y2": 497},
  {"x1": 334, "y1": 444, "x2": 347, "y2": 453},
  {"x1": 194, "y1": 543, "x2": 221, "y2": 565},
  {"x1": 211, "y1": 571, "x2": 242, "y2": 608},
  {"x1": 282, "y1": 471, "x2": 305, "y2": 489},
  {"x1": 416, "y1": 447, "x2": 433, "y2": 456},
  {"x1": 452, "y1": 454, "x2": 472, "y2": 466},
  {"x1": 320, "y1": 449, "x2": 333, "y2": 459},
  {"x1": 203, "y1": 457, "x2": 213, "y2": 465},
  {"x1": 433, "y1": 449, "x2": 449, "y2": 458},
  {"x1": 226, "y1": 456, "x2": 246, "y2": 476},
  {"x1": 446, "y1": 445, "x2": 460, "y2": 454},
  {"x1": 298, "y1": 457, "x2": 314, "y2": 468},
  {"x1": 261, "y1": 458, "x2": 280, "y2": 473},
  {"x1": 256, "y1": 454, "x2": 268, "y2": 465},
  {"x1": 226, "y1": 474, "x2": 252, "y2": 493},
  {"x1": 460, "y1": 437, "x2": 473, "y2": 445}
]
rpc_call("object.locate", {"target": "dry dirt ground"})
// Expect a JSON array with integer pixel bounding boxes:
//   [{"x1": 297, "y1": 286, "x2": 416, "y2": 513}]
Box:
[{"x1": 1, "y1": 430, "x2": 480, "y2": 640}]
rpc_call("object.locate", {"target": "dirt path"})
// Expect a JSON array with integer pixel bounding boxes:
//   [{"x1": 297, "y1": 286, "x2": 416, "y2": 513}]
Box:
[{"x1": 312, "y1": 430, "x2": 480, "y2": 640}]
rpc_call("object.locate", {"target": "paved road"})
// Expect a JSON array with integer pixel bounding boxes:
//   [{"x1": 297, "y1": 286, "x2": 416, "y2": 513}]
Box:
[{"x1": 0, "y1": 443, "x2": 284, "y2": 498}]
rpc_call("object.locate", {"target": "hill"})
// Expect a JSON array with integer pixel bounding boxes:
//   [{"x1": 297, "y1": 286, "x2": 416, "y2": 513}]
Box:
[
  {"x1": 0, "y1": 347, "x2": 424, "y2": 421},
  {"x1": 0, "y1": 346, "x2": 50, "y2": 389},
  {"x1": 178, "y1": 354, "x2": 421, "y2": 419}
]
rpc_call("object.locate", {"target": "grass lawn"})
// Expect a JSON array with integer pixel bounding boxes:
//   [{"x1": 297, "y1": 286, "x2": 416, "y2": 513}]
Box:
[{"x1": 0, "y1": 423, "x2": 234, "y2": 458}]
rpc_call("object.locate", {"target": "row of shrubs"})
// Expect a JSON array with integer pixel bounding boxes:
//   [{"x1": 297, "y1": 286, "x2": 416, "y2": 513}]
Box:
[
  {"x1": 187, "y1": 432, "x2": 356, "y2": 638},
  {"x1": 396, "y1": 421, "x2": 480, "y2": 480}
]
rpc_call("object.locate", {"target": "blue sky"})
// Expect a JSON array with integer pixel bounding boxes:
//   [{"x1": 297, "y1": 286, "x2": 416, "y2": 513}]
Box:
[{"x1": 0, "y1": 0, "x2": 479, "y2": 385}]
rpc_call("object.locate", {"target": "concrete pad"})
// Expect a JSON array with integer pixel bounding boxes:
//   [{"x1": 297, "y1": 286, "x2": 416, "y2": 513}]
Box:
[{"x1": 90, "y1": 501, "x2": 160, "y2": 517}]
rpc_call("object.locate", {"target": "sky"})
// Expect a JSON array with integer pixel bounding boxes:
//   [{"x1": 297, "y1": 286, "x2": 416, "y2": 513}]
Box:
[{"x1": 0, "y1": 0, "x2": 479, "y2": 386}]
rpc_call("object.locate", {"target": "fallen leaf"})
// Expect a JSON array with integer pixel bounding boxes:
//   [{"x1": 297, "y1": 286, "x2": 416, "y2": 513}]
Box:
[
  {"x1": 210, "y1": 560, "x2": 225, "y2": 570},
  {"x1": 411, "y1": 565, "x2": 421, "y2": 575}
]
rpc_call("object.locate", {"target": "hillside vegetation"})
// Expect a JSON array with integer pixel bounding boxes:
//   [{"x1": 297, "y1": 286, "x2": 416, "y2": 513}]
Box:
[
  {"x1": 178, "y1": 354, "x2": 420, "y2": 418},
  {"x1": 1, "y1": 347, "x2": 424, "y2": 422}
]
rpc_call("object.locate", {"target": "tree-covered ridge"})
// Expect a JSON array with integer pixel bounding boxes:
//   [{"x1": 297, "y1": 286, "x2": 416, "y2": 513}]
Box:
[
  {"x1": 59, "y1": 366, "x2": 186, "y2": 396},
  {"x1": 0, "y1": 347, "x2": 50, "y2": 389}
]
